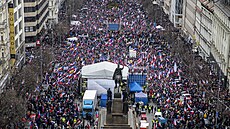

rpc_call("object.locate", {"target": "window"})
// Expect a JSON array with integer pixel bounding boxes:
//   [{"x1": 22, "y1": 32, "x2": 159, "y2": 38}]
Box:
[
  {"x1": 18, "y1": 8, "x2": 22, "y2": 17},
  {"x1": 175, "y1": 0, "x2": 183, "y2": 14},
  {"x1": 26, "y1": 26, "x2": 33, "y2": 32},
  {"x1": 24, "y1": 7, "x2": 36, "y2": 12},
  {"x1": 25, "y1": 36, "x2": 36, "y2": 43},
  {"x1": 0, "y1": 36, "x2": 3, "y2": 42},
  {"x1": 20, "y1": 45, "x2": 24, "y2": 55},
  {"x1": 0, "y1": 13, "x2": 2, "y2": 21},
  {"x1": 20, "y1": 33, "x2": 23, "y2": 43},
  {"x1": 29, "y1": 26, "x2": 34, "y2": 32},
  {"x1": 19, "y1": 21, "x2": 22, "y2": 30},
  {"x1": 14, "y1": 12, "x2": 17, "y2": 22},
  {"x1": 24, "y1": 0, "x2": 36, "y2": 2},
  {"x1": 13, "y1": 0, "x2": 17, "y2": 7},
  {"x1": 18, "y1": 35, "x2": 21, "y2": 45},
  {"x1": 15, "y1": 25, "x2": 18, "y2": 35},
  {"x1": 24, "y1": 17, "x2": 36, "y2": 22},
  {"x1": 51, "y1": 1, "x2": 53, "y2": 6},
  {"x1": 15, "y1": 38, "x2": 18, "y2": 48},
  {"x1": 18, "y1": 0, "x2": 21, "y2": 5},
  {"x1": 2, "y1": 49, "x2": 4, "y2": 58},
  {"x1": 25, "y1": 27, "x2": 29, "y2": 32}
]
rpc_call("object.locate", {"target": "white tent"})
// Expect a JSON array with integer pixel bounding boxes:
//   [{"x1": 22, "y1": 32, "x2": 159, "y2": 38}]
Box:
[
  {"x1": 67, "y1": 37, "x2": 78, "y2": 41},
  {"x1": 156, "y1": 25, "x2": 163, "y2": 29},
  {"x1": 87, "y1": 79, "x2": 115, "y2": 97},
  {"x1": 135, "y1": 92, "x2": 148, "y2": 104},
  {"x1": 135, "y1": 92, "x2": 147, "y2": 98},
  {"x1": 81, "y1": 61, "x2": 129, "y2": 80}
]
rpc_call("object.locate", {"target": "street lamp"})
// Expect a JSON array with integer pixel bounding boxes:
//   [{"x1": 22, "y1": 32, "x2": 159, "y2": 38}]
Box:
[
  {"x1": 208, "y1": 60, "x2": 224, "y2": 128},
  {"x1": 40, "y1": 41, "x2": 43, "y2": 82}
]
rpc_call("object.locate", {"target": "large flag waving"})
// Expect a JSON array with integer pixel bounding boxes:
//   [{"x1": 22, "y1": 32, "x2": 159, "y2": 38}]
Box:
[{"x1": 173, "y1": 62, "x2": 177, "y2": 72}]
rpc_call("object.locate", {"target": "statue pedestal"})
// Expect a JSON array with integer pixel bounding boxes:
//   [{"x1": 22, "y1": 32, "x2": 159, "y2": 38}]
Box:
[
  {"x1": 114, "y1": 92, "x2": 121, "y2": 98},
  {"x1": 112, "y1": 98, "x2": 123, "y2": 113},
  {"x1": 103, "y1": 98, "x2": 132, "y2": 129}
]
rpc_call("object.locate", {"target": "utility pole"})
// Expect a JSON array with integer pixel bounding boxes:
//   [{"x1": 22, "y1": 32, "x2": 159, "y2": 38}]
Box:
[
  {"x1": 51, "y1": 23, "x2": 55, "y2": 61},
  {"x1": 216, "y1": 63, "x2": 221, "y2": 128},
  {"x1": 51, "y1": 23, "x2": 54, "y2": 50},
  {"x1": 40, "y1": 41, "x2": 43, "y2": 82}
]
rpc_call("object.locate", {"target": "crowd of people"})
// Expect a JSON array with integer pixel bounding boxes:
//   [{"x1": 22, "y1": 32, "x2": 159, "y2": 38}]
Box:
[{"x1": 23, "y1": 0, "x2": 230, "y2": 128}]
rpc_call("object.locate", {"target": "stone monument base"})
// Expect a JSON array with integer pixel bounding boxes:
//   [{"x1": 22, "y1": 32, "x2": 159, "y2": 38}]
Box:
[{"x1": 103, "y1": 98, "x2": 132, "y2": 129}]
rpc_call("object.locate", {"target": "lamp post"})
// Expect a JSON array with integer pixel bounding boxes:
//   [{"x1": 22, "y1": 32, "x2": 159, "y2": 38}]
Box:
[
  {"x1": 209, "y1": 60, "x2": 223, "y2": 128},
  {"x1": 51, "y1": 24, "x2": 54, "y2": 51},
  {"x1": 40, "y1": 40, "x2": 43, "y2": 82},
  {"x1": 152, "y1": 1, "x2": 157, "y2": 28},
  {"x1": 216, "y1": 68, "x2": 221, "y2": 128}
]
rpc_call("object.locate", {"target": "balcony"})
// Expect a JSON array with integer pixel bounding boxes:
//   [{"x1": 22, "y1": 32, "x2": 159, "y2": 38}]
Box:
[{"x1": 0, "y1": 20, "x2": 7, "y2": 30}]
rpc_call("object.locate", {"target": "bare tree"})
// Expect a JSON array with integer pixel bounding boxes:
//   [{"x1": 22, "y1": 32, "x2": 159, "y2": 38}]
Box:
[
  {"x1": 65, "y1": 0, "x2": 84, "y2": 23},
  {"x1": 10, "y1": 46, "x2": 53, "y2": 97},
  {"x1": 0, "y1": 89, "x2": 26, "y2": 128},
  {"x1": 53, "y1": 21, "x2": 70, "y2": 42}
]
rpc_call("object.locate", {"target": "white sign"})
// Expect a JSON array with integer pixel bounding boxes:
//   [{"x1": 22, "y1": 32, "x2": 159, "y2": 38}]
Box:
[
  {"x1": 129, "y1": 49, "x2": 136, "y2": 58},
  {"x1": 70, "y1": 21, "x2": 81, "y2": 26}
]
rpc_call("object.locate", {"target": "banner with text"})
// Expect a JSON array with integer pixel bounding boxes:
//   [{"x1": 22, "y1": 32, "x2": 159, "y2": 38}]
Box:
[{"x1": 8, "y1": 3, "x2": 15, "y2": 66}]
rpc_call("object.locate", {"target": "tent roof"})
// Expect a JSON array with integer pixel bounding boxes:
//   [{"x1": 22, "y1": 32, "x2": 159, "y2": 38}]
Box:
[
  {"x1": 87, "y1": 80, "x2": 107, "y2": 95},
  {"x1": 82, "y1": 61, "x2": 129, "y2": 80},
  {"x1": 135, "y1": 92, "x2": 147, "y2": 98},
  {"x1": 129, "y1": 81, "x2": 143, "y2": 92}
]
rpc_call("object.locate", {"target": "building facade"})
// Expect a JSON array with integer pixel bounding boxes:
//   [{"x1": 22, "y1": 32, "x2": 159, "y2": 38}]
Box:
[
  {"x1": 182, "y1": 0, "x2": 197, "y2": 42},
  {"x1": 0, "y1": 0, "x2": 25, "y2": 92},
  {"x1": 12, "y1": 0, "x2": 25, "y2": 69},
  {"x1": 169, "y1": 0, "x2": 184, "y2": 28},
  {"x1": 24, "y1": 0, "x2": 49, "y2": 47},
  {"x1": 162, "y1": 0, "x2": 184, "y2": 28},
  {"x1": 211, "y1": 0, "x2": 230, "y2": 89},
  {"x1": 163, "y1": 0, "x2": 171, "y2": 15},
  {"x1": 48, "y1": 0, "x2": 59, "y2": 26},
  {"x1": 194, "y1": 0, "x2": 213, "y2": 60},
  {"x1": 181, "y1": 0, "x2": 230, "y2": 90},
  {"x1": 0, "y1": 0, "x2": 11, "y2": 92},
  {"x1": 47, "y1": 0, "x2": 65, "y2": 28}
]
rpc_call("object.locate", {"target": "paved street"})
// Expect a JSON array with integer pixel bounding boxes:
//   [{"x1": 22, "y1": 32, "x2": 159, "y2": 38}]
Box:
[
  {"x1": 99, "y1": 106, "x2": 137, "y2": 129},
  {"x1": 135, "y1": 102, "x2": 157, "y2": 129}
]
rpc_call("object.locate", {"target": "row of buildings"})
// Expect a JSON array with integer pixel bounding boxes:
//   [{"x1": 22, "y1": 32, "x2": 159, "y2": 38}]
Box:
[
  {"x1": 158, "y1": 0, "x2": 230, "y2": 91},
  {"x1": 0, "y1": 0, "x2": 65, "y2": 92}
]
